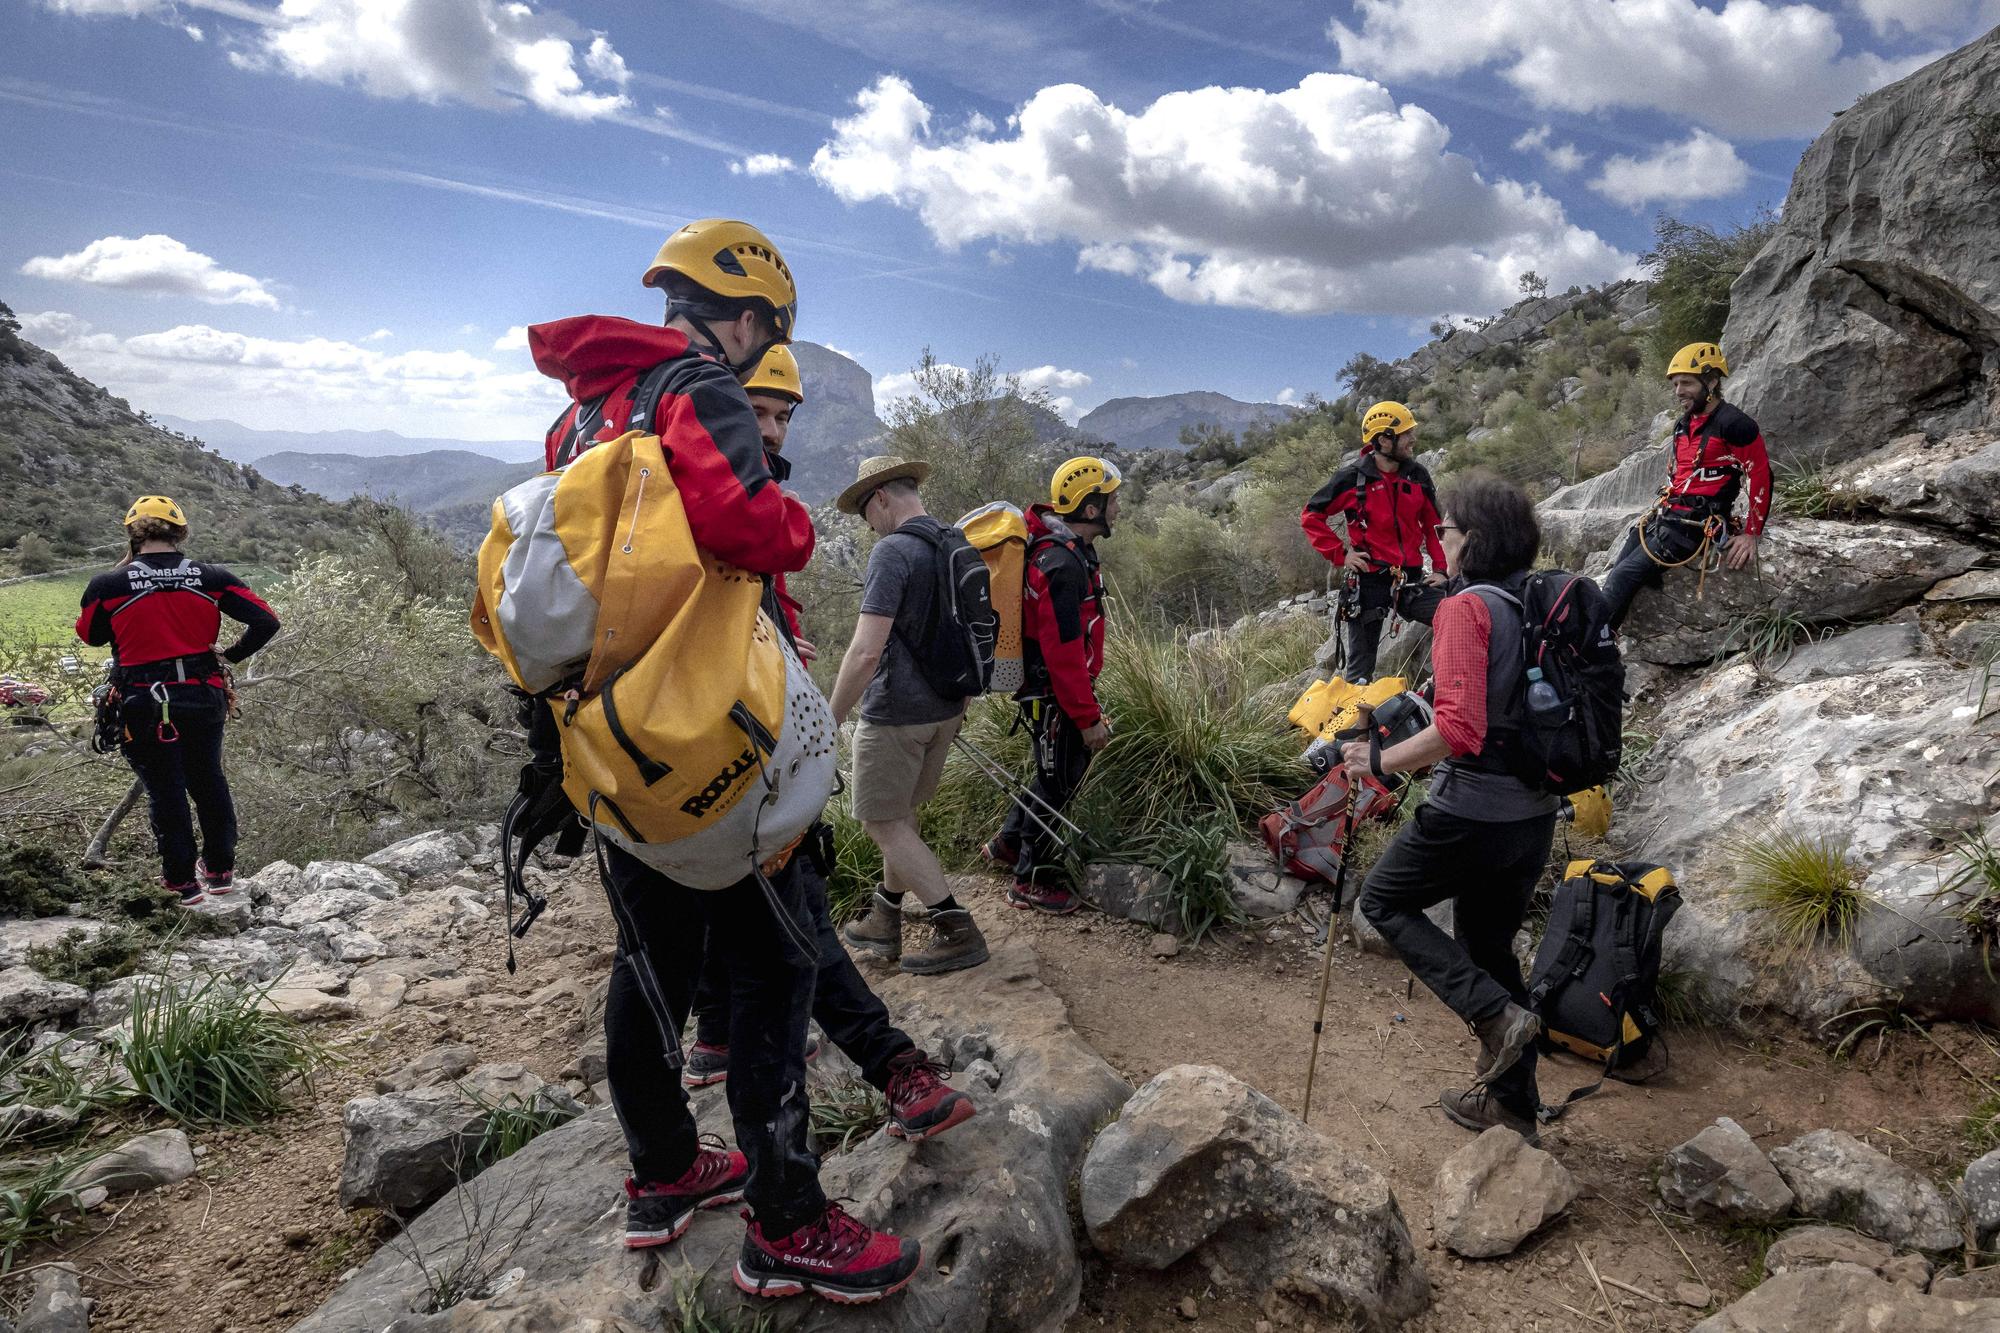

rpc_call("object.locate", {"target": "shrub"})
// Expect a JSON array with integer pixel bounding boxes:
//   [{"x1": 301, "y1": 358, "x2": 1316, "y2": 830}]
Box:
[
  {"x1": 1725, "y1": 828, "x2": 1868, "y2": 957},
  {"x1": 1939, "y1": 824, "x2": 2000, "y2": 977},
  {"x1": 809, "y1": 1079, "x2": 888, "y2": 1156},
  {"x1": 0, "y1": 1149, "x2": 92, "y2": 1274},
  {"x1": 120, "y1": 972, "x2": 321, "y2": 1125},
  {"x1": 1642, "y1": 211, "x2": 1779, "y2": 371}
]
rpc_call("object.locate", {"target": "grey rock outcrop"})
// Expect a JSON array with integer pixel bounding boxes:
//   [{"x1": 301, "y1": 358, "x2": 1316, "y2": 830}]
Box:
[
  {"x1": 1081, "y1": 1064, "x2": 1427, "y2": 1329},
  {"x1": 293, "y1": 934, "x2": 1133, "y2": 1333},
  {"x1": 1764, "y1": 1226, "x2": 1932, "y2": 1290},
  {"x1": 1966, "y1": 1149, "x2": 2000, "y2": 1251},
  {"x1": 1690, "y1": 1264, "x2": 2000, "y2": 1332},
  {"x1": 0, "y1": 918, "x2": 105, "y2": 971},
  {"x1": 0, "y1": 966, "x2": 88, "y2": 1027},
  {"x1": 1830, "y1": 431, "x2": 2000, "y2": 533},
  {"x1": 14, "y1": 1265, "x2": 91, "y2": 1333},
  {"x1": 374, "y1": 1042, "x2": 481, "y2": 1094},
  {"x1": 1084, "y1": 863, "x2": 1178, "y2": 931},
  {"x1": 1724, "y1": 30, "x2": 2000, "y2": 464},
  {"x1": 1658, "y1": 1117, "x2": 1795, "y2": 1222},
  {"x1": 62, "y1": 1128, "x2": 197, "y2": 1195},
  {"x1": 1431, "y1": 1127, "x2": 1577, "y2": 1259},
  {"x1": 1222, "y1": 842, "x2": 1308, "y2": 920},
  {"x1": 362, "y1": 830, "x2": 472, "y2": 882},
  {"x1": 339, "y1": 1064, "x2": 580, "y2": 1214},
  {"x1": 1770, "y1": 1129, "x2": 1961, "y2": 1250}
]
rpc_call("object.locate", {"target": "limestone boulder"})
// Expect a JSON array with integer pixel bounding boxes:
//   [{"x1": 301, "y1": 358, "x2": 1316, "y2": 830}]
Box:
[
  {"x1": 1431, "y1": 1128, "x2": 1577, "y2": 1259},
  {"x1": 1658, "y1": 1117, "x2": 1795, "y2": 1223},
  {"x1": 1222, "y1": 842, "x2": 1308, "y2": 920},
  {"x1": 1690, "y1": 1264, "x2": 2000, "y2": 1332},
  {"x1": 0, "y1": 966, "x2": 87, "y2": 1027},
  {"x1": 14, "y1": 1265, "x2": 91, "y2": 1333},
  {"x1": 1765, "y1": 1226, "x2": 1931, "y2": 1290},
  {"x1": 0, "y1": 917, "x2": 104, "y2": 971},
  {"x1": 292, "y1": 931, "x2": 1133, "y2": 1333},
  {"x1": 1829, "y1": 431, "x2": 2000, "y2": 534},
  {"x1": 1770, "y1": 1130, "x2": 1961, "y2": 1250},
  {"x1": 1084, "y1": 863, "x2": 1178, "y2": 932},
  {"x1": 1081, "y1": 1064, "x2": 1428, "y2": 1328},
  {"x1": 62, "y1": 1128, "x2": 196, "y2": 1195},
  {"x1": 339, "y1": 1063, "x2": 581, "y2": 1214},
  {"x1": 363, "y1": 830, "x2": 473, "y2": 883},
  {"x1": 1723, "y1": 29, "x2": 2000, "y2": 463},
  {"x1": 1964, "y1": 1149, "x2": 2000, "y2": 1251}
]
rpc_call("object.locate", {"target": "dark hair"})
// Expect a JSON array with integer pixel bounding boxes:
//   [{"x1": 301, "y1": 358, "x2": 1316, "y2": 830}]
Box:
[
  {"x1": 124, "y1": 517, "x2": 187, "y2": 561},
  {"x1": 1439, "y1": 472, "x2": 1539, "y2": 580}
]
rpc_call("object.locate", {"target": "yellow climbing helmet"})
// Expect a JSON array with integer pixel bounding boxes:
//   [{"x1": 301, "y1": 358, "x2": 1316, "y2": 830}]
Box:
[
  {"x1": 123, "y1": 495, "x2": 186, "y2": 528},
  {"x1": 1362, "y1": 400, "x2": 1417, "y2": 445},
  {"x1": 1562, "y1": 785, "x2": 1613, "y2": 841},
  {"x1": 1666, "y1": 342, "x2": 1728, "y2": 379},
  {"x1": 743, "y1": 344, "x2": 803, "y2": 402},
  {"x1": 642, "y1": 218, "x2": 798, "y2": 341},
  {"x1": 1050, "y1": 455, "x2": 1123, "y2": 514}
]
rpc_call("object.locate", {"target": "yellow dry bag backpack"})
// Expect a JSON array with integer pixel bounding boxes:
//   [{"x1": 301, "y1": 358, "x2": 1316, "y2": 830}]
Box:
[
  {"x1": 958, "y1": 501, "x2": 1029, "y2": 694},
  {"x1": 471, "y1": 373, "x2": 837, "y2": 894}
]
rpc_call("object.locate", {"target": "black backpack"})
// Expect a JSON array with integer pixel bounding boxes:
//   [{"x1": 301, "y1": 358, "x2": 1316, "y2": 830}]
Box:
[
  {"x1": 1529, "y1": 860, "x2": 1681, "y2": 1119},
  {"x1": 1482, "y1": 572, "x2": 1623, "y2": 796},
  {"x1": 892, "y1": 522, "x2": 998, "y2": 701}
]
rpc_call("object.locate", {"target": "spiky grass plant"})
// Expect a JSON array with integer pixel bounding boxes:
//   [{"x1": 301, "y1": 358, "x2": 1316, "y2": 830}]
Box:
[
  {"x1": 119, "y1": 972, "x2": 321, "y2": 1125},
  {"x1": 1726, "y1": 828, "x2": 1868, "y2": 958},
  {"x1": 809, "y1": 1079, "x2": 887, "y2": 1156}
]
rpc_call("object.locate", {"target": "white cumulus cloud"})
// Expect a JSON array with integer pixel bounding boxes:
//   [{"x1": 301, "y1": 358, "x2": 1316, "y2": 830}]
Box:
[
  {"x1": 363, "y1": 327, "x2": 393, "y2": 342},
  {"x1": 1590, "y1": 130, "x2": 1751, "y2": 209},
  {"x1": 729, "y1": 153, "x2": 799, "y2": 177},
  {"x1": 493, "y1": 325, "x2": 530, "y2": 351},
  {"x1": 17, "y1": 311, "x2": 96, "y2": 346},
  {"x1": 21, "y1": 234, "x2": 280, "y2": 309},
  {"x1": 812, "y1": 74, "x2": 1633, "y2": 318},
  {"x1": 1512, "y1": 125, "x2": 1585, "y2": 174},
  {"x1": 227, "y1": 0, "x2": 632, "y2": 121},
  {"x1": 1329, "y1": 0, "x2": 1940, "y2": 140}
]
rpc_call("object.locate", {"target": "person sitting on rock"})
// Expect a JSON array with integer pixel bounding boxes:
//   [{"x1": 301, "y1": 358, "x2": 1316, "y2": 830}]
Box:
[
  {"x1": 1344, "y1": 474, "x2": 1555, "y2": 1144},
  {"x1": 526, "y1": 219, "x2": 920, "y2": 1305},
  {"x1": 981, "y1": 457, "x2": 1122, "y2": 915},
  {"x1": 1597, "y1": 342, "x2": 1771, "y2": 628},
  {"x1": 828, "y1": 456, "x2": 992, "y2": 976},
  {"x1": 678, "y1": 360, "x2": 976, "y2": 1155},
  {"x1": 76, "y1": 496, "x2": 279, "y2": 906},
  {"x1": 1300, "y1": 401, "x2": 1449, "y2": 682}
]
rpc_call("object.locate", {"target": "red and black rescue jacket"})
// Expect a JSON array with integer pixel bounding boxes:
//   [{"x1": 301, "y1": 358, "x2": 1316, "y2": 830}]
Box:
[
  {"x1": 76, "y1": 552, "x2": 279, "y2": 687},
  {"x1": 1300, "y1": 449, "x2": 1448, "y2": 574},
  {"x1": 1662, "y1": 401, "x2": 1772, "y2": 537},
  {"x1": 1021, "y1": 505, "x2": 1106, "y2": 729},
  {"x1": 764, "y1": 445, "x2": 807, "y2": 640},
  {"x1": 530, "y1": 316, "x2": 815, "y2": 578}
]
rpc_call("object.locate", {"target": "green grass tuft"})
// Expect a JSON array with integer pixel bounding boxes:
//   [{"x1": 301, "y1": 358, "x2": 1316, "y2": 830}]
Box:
[
  {"x1": 0, "y1": 1148, "x2": 94, "y2": 1274},
  {"x1": 668, "y1": 1272, "x2": 779, "y2": 1332},
  {"x1": 810, "y1": 1079, "x2": 888, "y2": 1157},
  {"x1": 1726, "y1": 828, "x2": 1868, "y2": 958},
  {"x1": 1940, "y1": 825, "x2": 2000, "y2": 978},
  {"x1": 120, "y1": 972, "x2": 321, "y2": 1125},
  {"x1": 1716, "y1": 609, "x2": 1818, "y2": 669}
]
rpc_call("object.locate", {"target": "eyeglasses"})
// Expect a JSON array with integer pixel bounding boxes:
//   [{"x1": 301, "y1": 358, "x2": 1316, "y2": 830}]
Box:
[{"x1": 1434, "y1": 523, "x2": 1463, "y2": 539}]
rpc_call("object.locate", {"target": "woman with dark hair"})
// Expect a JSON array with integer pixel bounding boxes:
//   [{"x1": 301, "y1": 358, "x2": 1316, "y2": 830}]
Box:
[
  {"x1": 1343, "y1": 473, "x2": 1555, "y2": 1142},
  {"x1": 76, "y1": 496, "x2": 280, "y2": 904}
]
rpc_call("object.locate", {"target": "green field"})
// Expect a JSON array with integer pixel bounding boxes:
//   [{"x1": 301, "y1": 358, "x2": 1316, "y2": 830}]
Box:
[{"x1": 0, "y1": 565, "x2": 286, "y2": 645}]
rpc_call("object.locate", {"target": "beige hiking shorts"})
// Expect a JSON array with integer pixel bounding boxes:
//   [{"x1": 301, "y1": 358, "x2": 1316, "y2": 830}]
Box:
[{"x1": 851, "y1": 714, "x2": 963, "y2": 822}]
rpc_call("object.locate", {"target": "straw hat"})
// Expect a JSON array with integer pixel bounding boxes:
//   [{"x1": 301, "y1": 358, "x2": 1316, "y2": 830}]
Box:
[{"x1": 836, "y1": 455, "x2": 932, "y2": 515}]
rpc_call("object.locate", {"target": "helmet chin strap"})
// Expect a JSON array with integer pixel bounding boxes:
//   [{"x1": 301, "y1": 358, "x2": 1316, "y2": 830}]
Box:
[{"x1": 668, "y1": 302, "x2": 773, "y2": 378}]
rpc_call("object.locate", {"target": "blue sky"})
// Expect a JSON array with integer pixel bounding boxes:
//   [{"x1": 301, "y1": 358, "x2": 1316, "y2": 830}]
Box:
[{"x1": 4, "y1": 0, "x2": 1993, "y2": 442}]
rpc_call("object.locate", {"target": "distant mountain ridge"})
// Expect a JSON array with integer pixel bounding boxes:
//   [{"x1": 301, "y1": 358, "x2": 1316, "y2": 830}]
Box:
[
  {"x1": 251, "y1": 449, "x2": 543, "y2": 514},
  {"x1": 156, "y1": 415, "x2": 540, "y2": 465},
  {"x1": 1077, "y1": 391, "x2": 1296, "y2": 452}
]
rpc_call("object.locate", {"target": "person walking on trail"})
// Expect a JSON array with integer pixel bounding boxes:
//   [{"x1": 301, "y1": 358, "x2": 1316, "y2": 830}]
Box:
[
  {"x1": 827, "y1": 456, "x2": 992, "y2": 976},
  {"x1": 981, "y1": 456, "x2": 1121, "y2": 916},
  {"x1": 1300, "y1": 401, "x2": 1449, "y2": 683},
  {"x1": 524, "y1": 219, "x2": 920, "y2": 1305},
  {"x1": 1597, "y1": 342, "x2": 1771, "y2": 629},
  {"x1": 1345, "y1": 475, "x2": 1556, "y2": 1144},
  {"x1": 75, "y1": 496, "x2": 278, "y2": 906}
]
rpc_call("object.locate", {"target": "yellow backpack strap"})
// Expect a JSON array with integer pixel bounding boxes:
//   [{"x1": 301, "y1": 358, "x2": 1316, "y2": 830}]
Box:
[{"x1": 578, "y1": 363, "x2": 682, "y2": 697}]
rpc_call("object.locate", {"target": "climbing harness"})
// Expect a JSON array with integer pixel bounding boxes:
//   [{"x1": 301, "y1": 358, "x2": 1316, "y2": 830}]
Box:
[{"x1": 1635, "y1": 502, "x2": 1727, "y2": 602}]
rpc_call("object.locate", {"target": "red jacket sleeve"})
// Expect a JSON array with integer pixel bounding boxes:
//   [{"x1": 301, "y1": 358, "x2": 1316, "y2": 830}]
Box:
[
  {"x1": 652, "y1": 364, "x2": 816, "y2": 576},
  {"x1": 1431, "y1": 593, "x2": 1491, "y2": 757},
  {"x1": 1416, "y1": 482, "x2": 1447, "y2": 571},
  {"x1": 1025, "y1": 556, "x2": 1101, "y2": 729},
  {"x1": 1741, "y1": 434, "x2": 1773, "y2": 537},
  {"x1": 1301, "y1": 469, "x2": 1358, "y2": 566}
]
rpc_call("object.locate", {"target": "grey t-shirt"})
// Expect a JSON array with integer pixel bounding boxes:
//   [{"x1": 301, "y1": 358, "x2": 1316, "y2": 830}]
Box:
[{"x1": 859, "y1": 517, "x2": 964, "y2": 727}]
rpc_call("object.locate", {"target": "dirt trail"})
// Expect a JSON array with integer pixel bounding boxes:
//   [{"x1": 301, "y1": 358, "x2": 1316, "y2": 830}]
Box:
[{"x1": 14, "y1": 868, "x2": 1981, "y2": 1333}]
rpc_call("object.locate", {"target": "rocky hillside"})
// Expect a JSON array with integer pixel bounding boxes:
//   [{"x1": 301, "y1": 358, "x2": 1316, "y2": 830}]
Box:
[
  {"x1": 1078, "y1": 390, "x2": 1296, "y2": 452},
  {"x1": 251, "y1": 449, "x2": 541, "y2": 512},
  {"x1": 155, "y1": 416, "x2": 537, "y2": 465},
  {"x1": 0, "y1": 304, "x2": 381, "y2": 573},
  {"x1": 777, "y1": 341, "x2": 889, "y2": 502}
]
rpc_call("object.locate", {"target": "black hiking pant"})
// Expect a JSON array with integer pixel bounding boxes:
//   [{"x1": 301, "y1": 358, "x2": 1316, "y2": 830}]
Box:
[
  {"x1": 1340, "y1": 569, "x2": 1446, "y2": 682},
  {"x1": 1598, "y1": 513, "x2": 1711, "y2": 630},
  {"x1": 1358, "y1": 804, "x2": 1557, "y2": 1117},
  {"x1": 691, "y1": 877, "x2": 915, "y2": 1091},
  {"x1": 999, "y1": 699, "x2": 1092, "y2": 884},
  {"x1": 121, "y1": 691, "x2": 236, "y2": 886},
  {"x1": 600, "y1": 845, "x2": 823, "y2": 1236}
]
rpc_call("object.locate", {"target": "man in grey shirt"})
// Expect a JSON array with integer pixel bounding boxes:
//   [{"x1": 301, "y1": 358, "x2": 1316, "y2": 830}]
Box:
[{"x1": 828, "y1": 456, "x2": 989, "y2": 976}]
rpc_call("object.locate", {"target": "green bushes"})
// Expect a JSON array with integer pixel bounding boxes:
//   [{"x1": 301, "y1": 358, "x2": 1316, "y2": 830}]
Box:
[
  {"x1": 1725, "y1": 828, "x2": 1868, "y2": 957},
  {"x1": 1642, "y1": 211, "x2": 1779, "y2": 372}
]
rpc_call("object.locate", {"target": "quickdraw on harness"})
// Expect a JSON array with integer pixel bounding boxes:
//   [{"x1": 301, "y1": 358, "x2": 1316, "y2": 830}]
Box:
[
  {"x1": 147, "y1": 681, "x2": 178, "y2": 743},
  {"x1": 1384, "y1": 566, "x2": 1410, "y2": 638},
  {"x1": 1635, "y1": 500, "x2": 1727, "y2": 602}
]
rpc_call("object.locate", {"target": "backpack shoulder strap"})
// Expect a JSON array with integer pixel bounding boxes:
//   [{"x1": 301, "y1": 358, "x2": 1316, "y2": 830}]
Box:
[{"x1": 551, "y1": 359, "x2": 682, "y2": 468}]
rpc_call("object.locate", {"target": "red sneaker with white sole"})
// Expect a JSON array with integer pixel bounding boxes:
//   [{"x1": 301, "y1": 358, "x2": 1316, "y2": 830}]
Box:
[
  {"x1": 884, "y1": 1050, "x2": 975, "y2": 1141},
  {"x1": 623, "y1": 1138, "x2": 747, "y2": 1248},
  {"x1": 734, "y1": 1201, "x2": 920, "y2": 1304}
]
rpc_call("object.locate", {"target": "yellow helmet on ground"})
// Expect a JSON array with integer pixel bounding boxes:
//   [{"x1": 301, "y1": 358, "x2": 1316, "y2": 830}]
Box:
[
  {"x1": 743, "y1": 344, "x2": 803, "y2": 402},
  {"x1": 1050, "y1": 455, "x2": 1123, "y2": 514},
  {"x1": 1362, "y1": 400, "x2": 1417, "y2": 445},
  {"x1": 1666, "y1": 342, "x2": 1728, "y2": 379},
  {"x1": 1563, "y1": 785, "x2": 1613, "y2": 841},
  {"x1": 642, "y1": 218, "x2": 797, "y2": 341},
  {"x1": 124, "y1": 495, "x2": 186, "y2": 527}
]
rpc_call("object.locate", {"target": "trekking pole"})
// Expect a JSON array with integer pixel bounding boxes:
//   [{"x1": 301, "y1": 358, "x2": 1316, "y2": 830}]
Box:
[
  {"x1": 952, "y1": 735, "x2": 1090, "y2": 846},
  {"x1": 1301, "y1": 781, "x2": 1366, "y2": 1124}
]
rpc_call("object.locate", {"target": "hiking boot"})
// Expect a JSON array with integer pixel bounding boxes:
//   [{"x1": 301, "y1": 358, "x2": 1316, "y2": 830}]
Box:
[
  {"x1": 842, "y1": 892, "x2": 903, "y2": 962},
  {"x1": 735, "y1": 1201, "x2": 921, "y2": 1304},
  {"x1": 624, "y1": 1138, "x2": 748, "y2": 1248},
  {"x1": 979, "y1": 835, "x2": 1019, "y2": 869},
  {"x1": 165, "y1": 878, "x2": 206, "y2": 907},
  {"x1": 1008, "y1": 878, "x2": 1078, "y2": 915},
  {"x1": 1440, "y1": 1087, "x2": 1541, "y2": 1146},
  {"x1": 884, "y1": 1050, "x2": 976, "y2": 1141},
  {"x1": 196, "y1": 859, "x2": 234, "y2": 894},
  {"x1": 1470, "y1": 1003, "x2": 1540, "y2": 1083},
  {"x1": 899, "y1": 908, "x2": 989, "y2": 975},
  {"x1": 683, "y1": 1035, "x2": 821, "y2": 1088}
]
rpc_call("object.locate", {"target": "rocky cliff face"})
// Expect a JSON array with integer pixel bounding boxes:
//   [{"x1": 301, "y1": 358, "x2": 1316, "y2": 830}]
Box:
[
  {"x1": 785, "y1": 341, "x2": 887, "y2": 502},
  {"x1": 1725, "y1": 28, "x2": 2000, "y2": 464}
]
